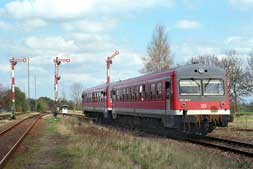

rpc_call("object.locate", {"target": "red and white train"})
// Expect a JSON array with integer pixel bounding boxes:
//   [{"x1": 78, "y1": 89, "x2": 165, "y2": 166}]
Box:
[{"x1": 82, "y1": 64, "x2": 230, "y2": 135}]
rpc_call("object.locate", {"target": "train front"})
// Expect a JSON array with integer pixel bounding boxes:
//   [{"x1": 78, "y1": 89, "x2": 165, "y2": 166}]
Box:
[{"x1": 173, "y1": 64, "x2": 230, "y2": 135}]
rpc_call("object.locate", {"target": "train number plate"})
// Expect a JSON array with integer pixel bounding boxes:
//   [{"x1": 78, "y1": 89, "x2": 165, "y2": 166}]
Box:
[{"x1": 200, "y1": 104, "x2": 207, "y2": 109}]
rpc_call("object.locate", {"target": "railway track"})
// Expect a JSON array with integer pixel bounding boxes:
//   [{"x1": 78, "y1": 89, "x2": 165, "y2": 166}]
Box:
[
  {"x1": 0, "y1": 112, "x2": 26, "y2": 120},
  {"x1": 186, "y1": 135, "x2": 253, "y2": 158},
  {"x1": 0, "y1": 113, "x2": 46, "y2": 168}
]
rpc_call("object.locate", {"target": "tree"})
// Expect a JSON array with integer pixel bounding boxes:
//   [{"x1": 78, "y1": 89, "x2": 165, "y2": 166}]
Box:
[
  {"x1": 246, "y1": 49, "x2": 253, "y2": 93},
  {"x1": 221, "y1": 51, "x2": 246, "y2": 113},
  {"x1": 70, "y1": 83, "x2": 83, "y2": 110},
  {"x1": 0, "y1": 84, "x2": 7, "y2": 111},
  {"x1": 141, "y1": 25, "x2": 173, "y2": 73},
  {"x1": 189, "y1": 54, "x2": 222, "y2": 67},
  {"x1": 36, "y1": 97, "x2": 54, "y2": 112},
  {"x1": 37, "y1": 99, "x2": 49, "y2": 112},
  {"x1": 2, "y1": 87, "x2": 28, "y2": 112}
]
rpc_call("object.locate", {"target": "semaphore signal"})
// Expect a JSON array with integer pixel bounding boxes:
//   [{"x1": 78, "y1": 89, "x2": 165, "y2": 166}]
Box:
[
  {"x1": 9, "y1": 57, "x2": 27, "y2": 119},
  {"x1": 53, "y1": 57, "x2": 71, "y2": 106},
  {"x1": 106, "y1": 51, "x2": 119, "y2": 112}
]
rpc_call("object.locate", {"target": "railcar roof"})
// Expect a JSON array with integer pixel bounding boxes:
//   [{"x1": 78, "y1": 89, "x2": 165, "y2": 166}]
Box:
[{"x1": 83, "y1": 64, "x2": 225, "y2": 93}]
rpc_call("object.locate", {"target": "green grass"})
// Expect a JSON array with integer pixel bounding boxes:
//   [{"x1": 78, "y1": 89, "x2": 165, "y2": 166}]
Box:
[
  {"x1": 236, "y1": 112, "x2": 253, "y2": 115},
  {"x1": 231, "y1": 114, "x2": 253, "y2": 129},
  {"x1": 46, "y1": 117, "x2": 61, "y2": 134}
]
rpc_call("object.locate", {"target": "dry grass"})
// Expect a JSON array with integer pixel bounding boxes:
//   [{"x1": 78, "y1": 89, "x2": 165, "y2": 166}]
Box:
[
  {"x1": 209, "y1": 115, "x2": 253, "y2": 144},
  {"x1": 4, "y1": 116, "x2": 251, "y2": 169},
  {"x1": 231, "y1": 115, "x2": 253, "y2": 129},
  {"x1": 57, "y1": 117, "x2": 250, "y2": 169}
]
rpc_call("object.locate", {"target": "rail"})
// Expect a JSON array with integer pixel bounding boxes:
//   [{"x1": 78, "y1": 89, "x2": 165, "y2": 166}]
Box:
[
  {"x1": 0, "y1": 113, "x2": 47, "y2": 168},
  {"x1": 186, "y1": 135, "x2": 253, "y2": 157}
]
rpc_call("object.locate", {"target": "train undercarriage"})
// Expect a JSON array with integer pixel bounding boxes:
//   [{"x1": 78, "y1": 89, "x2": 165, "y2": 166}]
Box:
[{"x1": 84, "y1": 111, "x2": 231, "y2": 136}]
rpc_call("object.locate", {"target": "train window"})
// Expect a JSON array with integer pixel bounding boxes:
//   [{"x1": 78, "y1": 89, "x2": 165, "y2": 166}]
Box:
[
  {"x1": 145, "y1": 84, "x2": 150, "y2": 100},
  {"x1": 99, "y1": 92, "x2": 102, "y2": 102},
  {"x1": 120, "y1": 89, "x2": 123, "y2": 101},
  {"x1": 131, "y1": 87, "x2": 135, "y2": 101},
  {"x1": 179, "y1": 79, "x2": 201, "y2": 95},
  {"x1": 128, "y1": 88, "x2": 131, "y2": 101},
  {"x1": 157, "y1": 82, "x2": 162, "y2": 100},
  {"x1": 128, "y1": 88, "x2": 132, "y2": 101},
  {"x1": 134, "y1": 86, "x2": 139, "y2": 100},
  {"x1": 141, "y1": 85, "x2": 146, "y2": 100},
  {"x1": 151, "y1": 83, "x2": 156, "y2": 100},
  {"x1": 203, "y1": 79, "x2": 224, "y2": 96},
  {"x1": 151, "y1": 84, "x2": 156, "y2": 91}
]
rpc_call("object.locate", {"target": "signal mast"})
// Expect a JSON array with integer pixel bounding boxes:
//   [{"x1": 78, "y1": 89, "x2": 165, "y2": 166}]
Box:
[
  {"x1": 9, "y1": 57, "x2": 27, "y2": 119},
  {"x1": 106, "y1": 51, "x2": 119, "y2": 112},
  {"x1": 53, "y1": 57, "x2": 71, "y2": 105}
]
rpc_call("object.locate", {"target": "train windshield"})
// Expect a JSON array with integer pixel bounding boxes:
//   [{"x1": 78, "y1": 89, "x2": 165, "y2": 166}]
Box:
[
  {"x1": 203, "y1": 79, "x2": 224, "y2": 95},
  {"x1": 179, "y1": 79, "x2": 201, "y2": 95}
]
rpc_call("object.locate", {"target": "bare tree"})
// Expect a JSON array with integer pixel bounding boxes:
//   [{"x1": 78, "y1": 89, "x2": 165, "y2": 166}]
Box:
[
  {"x1": 141, "y1": 25, "x2": 173, "y2": 73},
  {"x1": 70, "y1": 83, "x2": 83, "y2": 110},
  {"x1": 246, "y1": 49, "x2": 253, "y2": 93},
  {"x1": 221, "y1": 51, "x2": 246, "y2": 113},
  {"x1": 189, "y1": 54, "x2": 222, "y2": 67}
]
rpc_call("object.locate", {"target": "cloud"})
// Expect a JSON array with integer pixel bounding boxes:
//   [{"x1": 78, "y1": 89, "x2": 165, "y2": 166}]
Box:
[
  {"x1": 0, "y1": 21, "x2": 12, "y2": 30},
  {"x1": 4, "y1": 0, "x2": 95, "y2": 20},
  {"x1": 25, "y1": 36, "x2": 78, "y2": 52},
  {"x1": 63, "y1": 73, "x2": 104, "y2": 86},
  {"x1": 3, "y1": 0, "x2": 175, "y2": 20},
  {"x1": 175, "y1": 19, "x2": 202, "y2": 29},
  {"x1": 229, "y1": 0, "x2": 253, "y2": 10},
  {"x1": 21, "y1": 19, "x2": 47, "y2": 31},
  {"x1": 224, "y1": 36, "x2": 253, "y2": 54},
  {"x1": 62, "y1": 19, "x2": 117, "y2": 33},
  {"x1": 225, "y1": 36, "x2": 253, "y2": 45},
  {"x1": 0, "y1": 64, "x2": 10, "y2": 73}
]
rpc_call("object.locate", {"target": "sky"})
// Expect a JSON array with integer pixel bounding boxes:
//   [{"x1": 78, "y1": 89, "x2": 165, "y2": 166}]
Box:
[{"x1": 0, "y1": 0, "x2": 252, "y2": 100}]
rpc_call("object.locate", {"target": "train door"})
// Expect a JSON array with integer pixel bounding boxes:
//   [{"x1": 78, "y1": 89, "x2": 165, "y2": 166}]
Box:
[
  {"x1": 165, "y1": 81, "x2": 171, "y2": 112},
  {"x1": 112, "y1": 90, "x2": 117, "y2": 119}
]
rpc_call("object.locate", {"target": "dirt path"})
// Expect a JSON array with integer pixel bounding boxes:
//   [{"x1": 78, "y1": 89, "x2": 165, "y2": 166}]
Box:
[{"x1": 4, "y1": 115, "x2": 73, "y2": 169}]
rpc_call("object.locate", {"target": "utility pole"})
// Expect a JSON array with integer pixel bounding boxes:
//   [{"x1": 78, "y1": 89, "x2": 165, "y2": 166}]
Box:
[
  {"x1": 34, "y1": 76, "x2": 37, "y2": 112},
  {"x1": 106, "y1": 51, "x2": 119, "y2": 112},
  {"x1": 9, "y1": 57, "x2": 27, "y2": 119},
  {"x1": 53, "y1": 57, "x2": 71, "y2": 114},
  {"x1": 27, "y1": 57, "x2": 30, "y2": 111}
]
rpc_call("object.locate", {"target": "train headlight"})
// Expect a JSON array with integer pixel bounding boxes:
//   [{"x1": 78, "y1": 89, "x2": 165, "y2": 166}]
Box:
[
  {"x1": 220, "y1": 102, "x2": 226, "y2": 108},
  {"x1": 198, "y1": 68, "x2": 204, "y2": 74},
  {"x1": 181, "y1": 102, "x2": 187, "y2": 108}
]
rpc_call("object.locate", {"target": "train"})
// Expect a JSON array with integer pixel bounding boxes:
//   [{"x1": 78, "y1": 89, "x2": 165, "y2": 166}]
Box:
[{"x1": 82, "y1": 64, "x2": 231, "y2": 135}]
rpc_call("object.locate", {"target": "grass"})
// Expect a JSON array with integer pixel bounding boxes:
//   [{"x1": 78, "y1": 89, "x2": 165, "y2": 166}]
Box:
[
  {"x1": 4, "y1": 116, "x2": 252, "y2": 169},
  {"x1": 237, "y1": 112, "x2": 253, "y2": 115},
  {"x1": 209, "y1": 114, "x2": 253, "y2": 145},
  {"x1": 52, "y1": 117, "x2": 251, "y2": 169},
  {"x1": 231, "y1": 114, "x2": 253, "y2": 129}
]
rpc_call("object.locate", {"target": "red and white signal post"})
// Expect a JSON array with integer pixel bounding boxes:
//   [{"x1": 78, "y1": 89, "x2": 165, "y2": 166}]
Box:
[
  {"x1": 53, "y1": 57, "x2": 71, "y2": 108},
  {"x1": 9, "y1": 57, "x2": 27, "y2": 119},
  {"x1": 106, "y1": 51, "x2": 119, "y2": 112}
]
